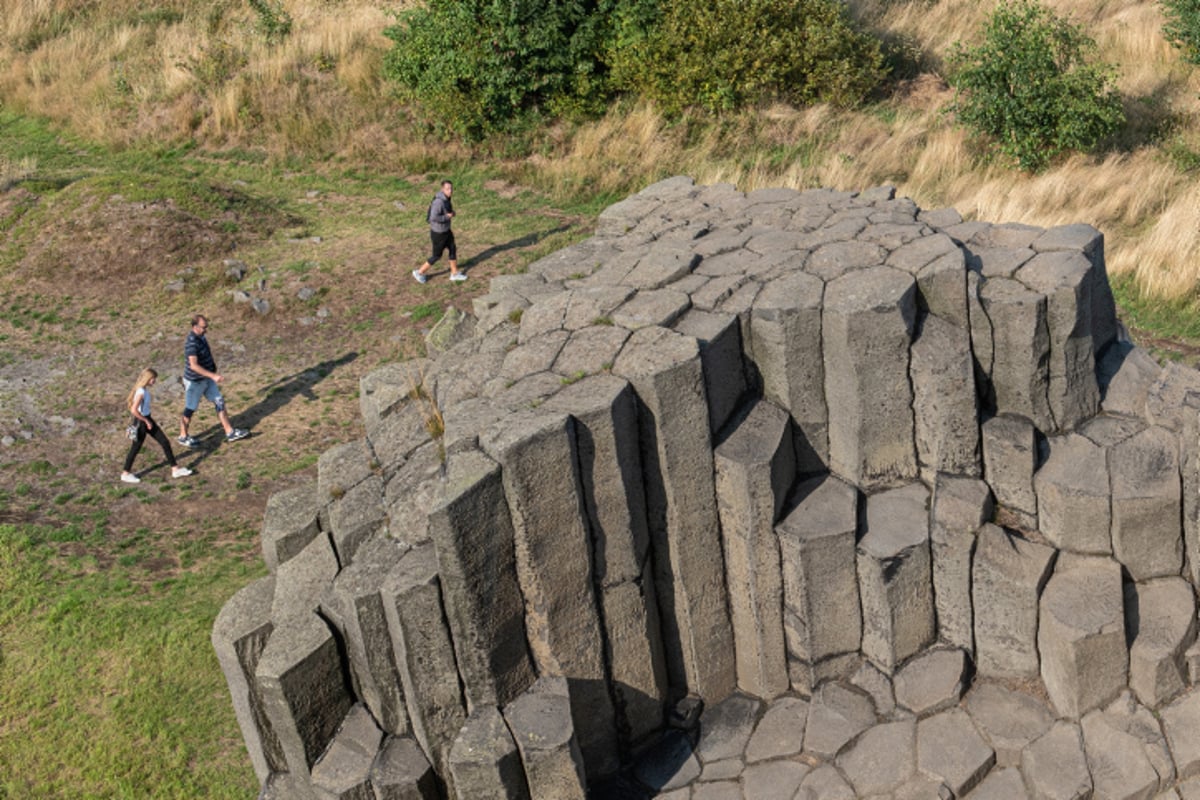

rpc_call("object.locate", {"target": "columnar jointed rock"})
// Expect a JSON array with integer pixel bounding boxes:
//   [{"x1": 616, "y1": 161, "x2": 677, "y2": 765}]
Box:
[
  {"x1": 823, "y1": 267, "x2": 919, "y2": 490},
  {"x1": 220, "y1": 178, "x2": 1200, "y2": 798},
  {"x1": 857, "y1": 483, "x2": 934, "y2": 673},
  {"x1": 776, "y1": 475, "x2": 862, "y2": 692},
  {"x1": 479, "y1": 411, "x2": 619, "y2": 778},
  {"x1": 972, "y1": 524, "x2": 1055, "y2": 680},
  {"x1": 428, "y1": 448, "x2": 535, "y2": 712},
  {"x1": 714, "y1": 399, "x2": 795, "y2": 699},
  {"x1": 613, "y1": 325, "x2": 737, "y2": 701},
  {"x1": 1039, "y1": 557, "x2": 1128, "y2": 719}
]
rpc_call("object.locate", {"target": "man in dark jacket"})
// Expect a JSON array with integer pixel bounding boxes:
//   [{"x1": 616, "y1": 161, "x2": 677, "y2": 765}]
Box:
[
  {"x1": 177, "y1": 314, "x2": 249, "y2": 446},
  {"x1": 412, "y1": 180, "x2": 466, "y2": 283}
]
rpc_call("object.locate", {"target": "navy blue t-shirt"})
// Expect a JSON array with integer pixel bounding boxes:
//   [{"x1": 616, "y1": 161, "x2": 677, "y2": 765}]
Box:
[{"x1": 184, "y1": 331, "x2": 216, "y2": 381}]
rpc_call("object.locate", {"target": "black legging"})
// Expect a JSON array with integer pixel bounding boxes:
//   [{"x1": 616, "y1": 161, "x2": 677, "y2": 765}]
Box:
[{"x1": 123, "y1": 416, "x2": 178, "y2": 472}]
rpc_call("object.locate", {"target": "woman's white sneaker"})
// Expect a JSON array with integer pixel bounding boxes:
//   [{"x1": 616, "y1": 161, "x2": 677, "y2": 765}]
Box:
[
  {"x1": 172, "y1": 466, "x2": 194, "y2": 478},
  {"x1": 120, "y1": 472, "x2": 140, "y2": 483}
]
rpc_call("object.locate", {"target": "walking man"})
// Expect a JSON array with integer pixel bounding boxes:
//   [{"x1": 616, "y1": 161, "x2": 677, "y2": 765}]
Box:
[
  {"x1": 412, "y1": 180, "x2": 467, "y2": 283},
  {"x1": 178, "y1": 314, "x2": 249, "y2": 446}
]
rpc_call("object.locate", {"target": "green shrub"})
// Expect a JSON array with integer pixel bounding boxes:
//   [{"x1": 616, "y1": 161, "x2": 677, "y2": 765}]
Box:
[
  {"x1": 382, "y1": 0, "x2": 615, "y2": 139},
  {"x1": 1161, "y1": 0, "x2": 1200, "y2": 65},
  {"x1": 608, "y1": 0, "x2": 886, "y2": 114},
  {"x1": 947, "y1": 0, "x2": 1125, "y2": 172}
]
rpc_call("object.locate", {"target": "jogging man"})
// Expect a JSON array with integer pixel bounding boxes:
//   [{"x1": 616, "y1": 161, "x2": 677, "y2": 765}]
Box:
[{"x1": 412, "y1": 180, "x2": 467, "y2": 283}]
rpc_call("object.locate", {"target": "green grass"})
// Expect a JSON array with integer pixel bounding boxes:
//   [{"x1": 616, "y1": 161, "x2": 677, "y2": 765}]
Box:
[
  {"x1": 0, "y1": 523, "x2": 263, "y2": 799},
  {"x1": 1112, "y1": 273, "x2": 1200, "y2": 349}
]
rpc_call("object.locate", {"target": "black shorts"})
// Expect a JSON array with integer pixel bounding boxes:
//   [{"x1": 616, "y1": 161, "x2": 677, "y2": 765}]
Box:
[{"x1": 429, "y1": 230, "x2": 456, "y2": 264}]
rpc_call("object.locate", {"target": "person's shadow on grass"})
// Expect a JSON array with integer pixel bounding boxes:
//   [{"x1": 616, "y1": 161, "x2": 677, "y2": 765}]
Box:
[
  {"x1": 457, "y1": 223, "x2": 575, "y2": 274},
  {"x1": 167, "y1": 351, "x2": 359, "y2": 474}
]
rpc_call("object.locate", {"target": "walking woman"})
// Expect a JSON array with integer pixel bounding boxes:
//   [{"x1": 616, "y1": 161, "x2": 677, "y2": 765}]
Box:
[{"x1": 121, "y1": 368, "x2": 193, "y2": 483}]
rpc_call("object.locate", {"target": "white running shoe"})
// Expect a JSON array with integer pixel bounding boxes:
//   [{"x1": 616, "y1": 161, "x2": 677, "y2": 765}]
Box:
[
  {"x1": 120, "y1": 472, "x2": 140, "y2": 484},
  {"x1": 412, "y1": 270, "x2": 428, "y2": 284},
  {"x1": 172, "y1": 466, "x2": 194, "y2": 478},
  {"x1": 449, "y1": 272, "x2": 468, "y2": 282}
]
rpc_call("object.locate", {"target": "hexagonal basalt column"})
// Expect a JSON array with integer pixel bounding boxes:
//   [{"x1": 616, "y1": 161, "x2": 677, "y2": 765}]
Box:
[{"x1": 823, "y1": 266, "x2": 919, "y2": 491}]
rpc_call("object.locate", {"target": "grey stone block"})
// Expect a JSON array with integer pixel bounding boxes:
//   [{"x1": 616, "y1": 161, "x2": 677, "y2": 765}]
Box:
[
  {"x1": 797, "y1": 764, "x2": 856, "y2": 799},
  {"x1": 1111, "y1": 425, "x2": 1183, "y2": 580},
  {"x1": 1081, "y1": 709, "x2": 1160, "y2": 800},
  {"x1": 714, "y1": 399, "x2": 794, "y2": 699},
  {"x1": 981, "y1": 413, "x2": 1038, "y2": 527},
  {"x1": 776, "y1": 475, "x2": 861, "y2": 687},
  {"x1": 837, "y1": 718, "x2": 916, "y2": 797},
  {"x1": 447, "y1": 707, "x2": 531, "y2": 800},
  {"x1": 212, "y1": 575, "x2": 282, "y2": 782},
  {"x1": 1162, "y1": 690, "x2": 1200, "y2": 780},
  {"x1": 318, "y1": 438, "x2": 375, "y2": 502},
  {"x1": 611, "y1": 288, "x2": 691, "y2": 329},
  {"x1": 327, "y1": 474, "x2": 386, "y2": 565},
  {"x1": 561, "y1": 285, "x2": 635, "y2": 330},
  {"x1": 256, "y1": 612, "x2": 355, "y2": 778},
  {"x1": 971, "y1": 767, "x2": 1031, "y2": 799},
  {"x1": 979, "y1": 276, "x2": 1053, "y2": 432},
  {"x1": 745, "y1": 696, "x2": 808, "y2": 763},
  {"x1": 500, "y1": 329, "x2": 569, "y2": 383},
  {"x1": 1015, "y1": 251, "x2": 1100, "y2": 431},
  {"x1": 1039, "y1": 557, "x2": 1128, "y2": 719},
  {"x1": 613, "y1": 325, "x2": 735, "y2": 701},
  {"x1": 366, "y1": 401, "x2": 435, "y2": 480},
  {"x1": 823, "y1": 266, "x2": 918, "y2": 490},
  {"x1": 551, "y1": 325, "x2": 629, "y2": 379},
  {"x1": 965, "y1": 682, "x2": 1053, "y2": 768},
  {"x1": 894, "y1": 648, "x2": 967, "y2": 717},
  {"x1": 428, "y1": 448, "x2": 535, "y2": 711},
  {"x1": 272, "y1": 531, "x2": 339, "y2": 622},
  {"x1": 858, "y1": 482, "x2": 934, "y2": 672},
  {"x1": 1099, "y1": 342, "x2": 1160, "y2": 417},
  {"x1": 1036, "y1": 432, "x2": 1111, "y2": 554},
  {"x1": 1020, "y1": 721, "x2": 1092, "y2": 800},
  {"x1": 803, "y1": 682, "x2": 877, "y2": 759},
  {"x1": 479, "y1": 409, "x2": 618, "y2": 779},
  {"x1": 380, "y1": 542, "x2": 466, "y2": 779},
  {"x1": 972, "y1": 524, "x2": 1055, "y2": 679},
  {"x1": 1127, "y1": 577, "x2": 1197, "y2": 709},
  {"x1": 694, "y1": 693, "x2": 762, "y2": 764},
  {"x1": 370, "y1": 736, "x2": 440, "y2": 800},
  {"x1": 632, "y1": 729, "x2": 701, "y2": 792},
  {"x1": 850, "y1": 660, "x2": 896, "y2": 718},
  {"x1": 673, "y1": 309, "x2": 748, "y2": 436},
  {"x1": 929, "y1": 475, "x2": 992, "y2": 653},
  {"x1": 310, "y1": 704, "x2": 383, "y2": 800},
  {"x1": 916, "y1": 708, "x2": 995, "y2": 797},
  {"x1": 502, "y1": 677, "x2": 588, "y2": 799},
  {"x1": 749, "y1": 270, "x2": 828, "y2": 473},
  {"x1": 382, "y1": 441, "x2": 443, "y2": 548},
  {"x1": 262, "y1": 482, "x2": 323, "y2": 572},
  {"x1": 359, "y1": 360, "x2": 431, "y2": 435},
  {"x1": 327, "y1": 536, "x2": 410, "y2": 736},
  {"x1": 741, "y1": 761, "x2": 810, "y2": 800},
  {"x1": 1146, "y1": 361, "x2": 1200, "y2": 434},
  {"x1": 911, "y1": 315, "x2": 982, "y2": 481}
]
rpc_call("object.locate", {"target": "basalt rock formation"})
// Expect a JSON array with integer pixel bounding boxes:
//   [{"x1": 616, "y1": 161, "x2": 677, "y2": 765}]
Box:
[{"x1": 215, "y1": 178, "x2": 1200, "y2": 799}]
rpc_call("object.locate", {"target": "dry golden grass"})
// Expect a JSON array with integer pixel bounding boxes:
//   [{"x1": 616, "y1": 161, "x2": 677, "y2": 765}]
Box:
[{"x1": 3, "y1": 0, "x2": 1200, "y2": 298}]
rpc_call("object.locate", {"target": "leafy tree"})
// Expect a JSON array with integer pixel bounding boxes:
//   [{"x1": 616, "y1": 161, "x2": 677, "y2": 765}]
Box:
[
  {"x1": 609, "y1": 0, "x2": 886, "y2": 115},
  {"x1": 947, "y1": 0, "x2": 1124, "y2": 171},
  {"x1": 1161, "y1": 0, "x2": 1200, "y2": 65},
  {"x1": 382, "y1": 0, "x2": 616, "y2": 139}
]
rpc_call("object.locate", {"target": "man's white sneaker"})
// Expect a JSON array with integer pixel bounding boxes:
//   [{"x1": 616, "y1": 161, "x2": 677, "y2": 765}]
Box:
[
  {"x1": 412, "y1": 270, "x2": 428, "y2": 284},
  {"x1": 120, "y1": 472, "x2": 140, "y2": 484},
  {"x1": 172, "y1": 466, "x2": 194, "y2": 478}
]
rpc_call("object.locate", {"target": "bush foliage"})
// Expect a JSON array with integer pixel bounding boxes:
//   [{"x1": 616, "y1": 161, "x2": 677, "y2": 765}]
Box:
[
  {"x1": 610, "y1": 0, "x2": 886, "y2": 115},
  {"x1": 382, "y1": 0, "x2": 886, "y2": 138},
  {"x1": 947, "y1": 0, "x2": 1124, "y2": 172},
  {"x1": 1161, "y1": 0, "x2": 1200, "y2": 65}
]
